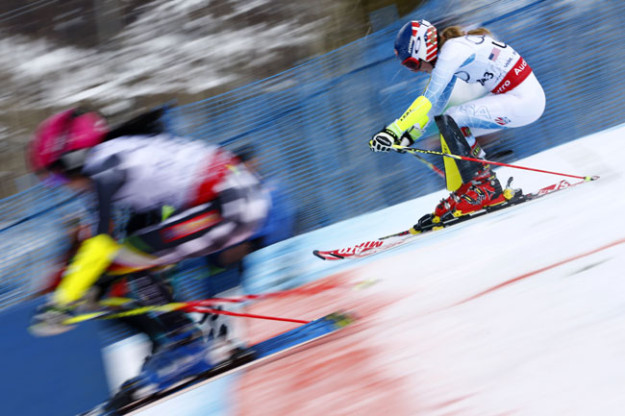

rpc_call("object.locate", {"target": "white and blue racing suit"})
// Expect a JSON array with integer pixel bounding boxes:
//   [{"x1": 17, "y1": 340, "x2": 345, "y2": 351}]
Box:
[{"x1": 424, "y1": 34, "x2": 546, "y2": 146}]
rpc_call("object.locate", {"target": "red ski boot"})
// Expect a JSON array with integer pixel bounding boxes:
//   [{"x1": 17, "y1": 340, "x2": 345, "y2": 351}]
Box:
[{"x1": 434, "y1": 167, "x2": 506, "y2": 221}]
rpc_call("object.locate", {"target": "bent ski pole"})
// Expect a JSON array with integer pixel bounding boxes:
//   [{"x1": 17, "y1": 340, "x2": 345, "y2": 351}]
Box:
[{"x1": 391, "y1": 144, "x2": 596, "y2": 181}]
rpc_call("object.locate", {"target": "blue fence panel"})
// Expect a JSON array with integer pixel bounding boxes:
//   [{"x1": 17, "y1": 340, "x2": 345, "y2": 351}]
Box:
[
  {"x1": 0, "y1": 297, "x2": 109, "y2": 416},
  {"x1": 2, "y1": 0, "x2": 625, "y2": 315},
  {"x1": 0, "y1": 185, "x2": 94, "y2": 308}
]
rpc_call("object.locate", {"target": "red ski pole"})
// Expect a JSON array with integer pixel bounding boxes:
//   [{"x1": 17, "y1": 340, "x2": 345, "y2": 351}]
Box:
[
  {"x1": 188, "y1": 306, "x2": 310, "y2": 324},
  {"x1": 392, "y1": 144, "x2": 596, "y2": 181}
]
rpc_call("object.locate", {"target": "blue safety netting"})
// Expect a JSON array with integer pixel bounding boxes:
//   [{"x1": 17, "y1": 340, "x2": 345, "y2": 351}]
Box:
[
  {"x1": 2, "y1": 0, "x2": 624, "y2": 314},
  {"x1": 166, "y1": 0, "x2": 625, "y2": 233}
]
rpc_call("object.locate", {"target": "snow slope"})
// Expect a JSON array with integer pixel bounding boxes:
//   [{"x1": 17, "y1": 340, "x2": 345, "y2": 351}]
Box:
[{"x1": 116, "y1": 124, "x2": 625, "y2": 416}]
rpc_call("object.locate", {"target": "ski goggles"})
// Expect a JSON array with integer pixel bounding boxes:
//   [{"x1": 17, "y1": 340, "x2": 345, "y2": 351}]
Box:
[{"x1": 401, "y1": 57, "x2": 422, "y2": 72}]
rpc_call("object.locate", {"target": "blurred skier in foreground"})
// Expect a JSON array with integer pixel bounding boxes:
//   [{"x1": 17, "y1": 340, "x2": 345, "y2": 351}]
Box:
[
  {"x1": 369, "y1": 20, "x2": 545, "y2": 228},
  {"x1": 26, "y1": 107, "x2": 270, "y2": 401}
]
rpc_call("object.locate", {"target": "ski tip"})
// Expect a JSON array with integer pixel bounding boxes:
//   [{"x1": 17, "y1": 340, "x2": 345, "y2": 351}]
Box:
[
  {"x1": 584, "y1": 175, "x2": 600, "y2": 181},
  {"x1": 313, "y1": 250, "x2": 344, "y2": 260},
  {"x1": 312, "y1": 250, "x2": 326, "y2": 260},
  {"x1": 325, "y1": 311, "x2": 356, "y2": 327},
  {"x1": 353, "y1": 278, "x2": 379, "y2": 290}
]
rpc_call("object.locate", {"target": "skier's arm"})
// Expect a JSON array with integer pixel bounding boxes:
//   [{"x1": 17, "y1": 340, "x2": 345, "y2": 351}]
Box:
[
  {"x1": 369, "y1": 95, "x2": 432, "y2": 152},
  {"x1": 406, "y1": 47, "x2": 470, "y2": 137},
  {"x1": 430, "y1": 77, "x2": 457, "y2": 117},
  {"x1": 53, "y1": 157, "x2": 126, "y2": 306},
  {"x1": 370, "y1": 44, "x2": 472, "y2": 152},
  {"x1": 400, "y1": 78, "x2": 456, "y2": 145}
]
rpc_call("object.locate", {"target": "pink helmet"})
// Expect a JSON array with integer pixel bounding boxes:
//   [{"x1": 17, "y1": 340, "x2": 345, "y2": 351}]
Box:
[{"x1": 28, "y1": 109, "x2": 109, "y2": 172}]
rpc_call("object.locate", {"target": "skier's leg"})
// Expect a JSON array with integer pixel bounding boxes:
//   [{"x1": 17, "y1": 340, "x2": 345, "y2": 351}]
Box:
[
  {"x1": 425, "y1": 115, "x2": 506, "y2": 222},
  {"x1": 111, "y1": 165, "x2": 269, "y2": 375},
  {"x1": 124, "y1": 271, "x2": 200, "y2": 351}
]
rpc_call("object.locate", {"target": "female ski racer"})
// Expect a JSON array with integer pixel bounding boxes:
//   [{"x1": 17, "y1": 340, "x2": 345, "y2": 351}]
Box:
[
  {"x1": 369, "y1": 20, "x2": 546, "y2": 220},
  {"x1": 27, "y1": 108, "x2": 270, "y2": 396}
]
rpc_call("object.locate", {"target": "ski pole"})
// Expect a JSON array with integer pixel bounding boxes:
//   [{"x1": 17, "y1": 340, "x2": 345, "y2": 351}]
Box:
[
  {"x1": 188, "y1": 306, "x2": 310, "y2": 324},
  {"x1": 64, "y1": 303, "x2": 311, "y2": 325},
  {"x1": 63, "y1": 279, "x2": 378, "y2": 326},
  {"x1": 391, "y1": 144, "x2": 596, "y2": 181},
  {"x1": 409, "y1": 152, "x2": 445, "y2": 178},
  {"x1": 63, "y1": 303, "x2": 189, "y2": 324}
]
